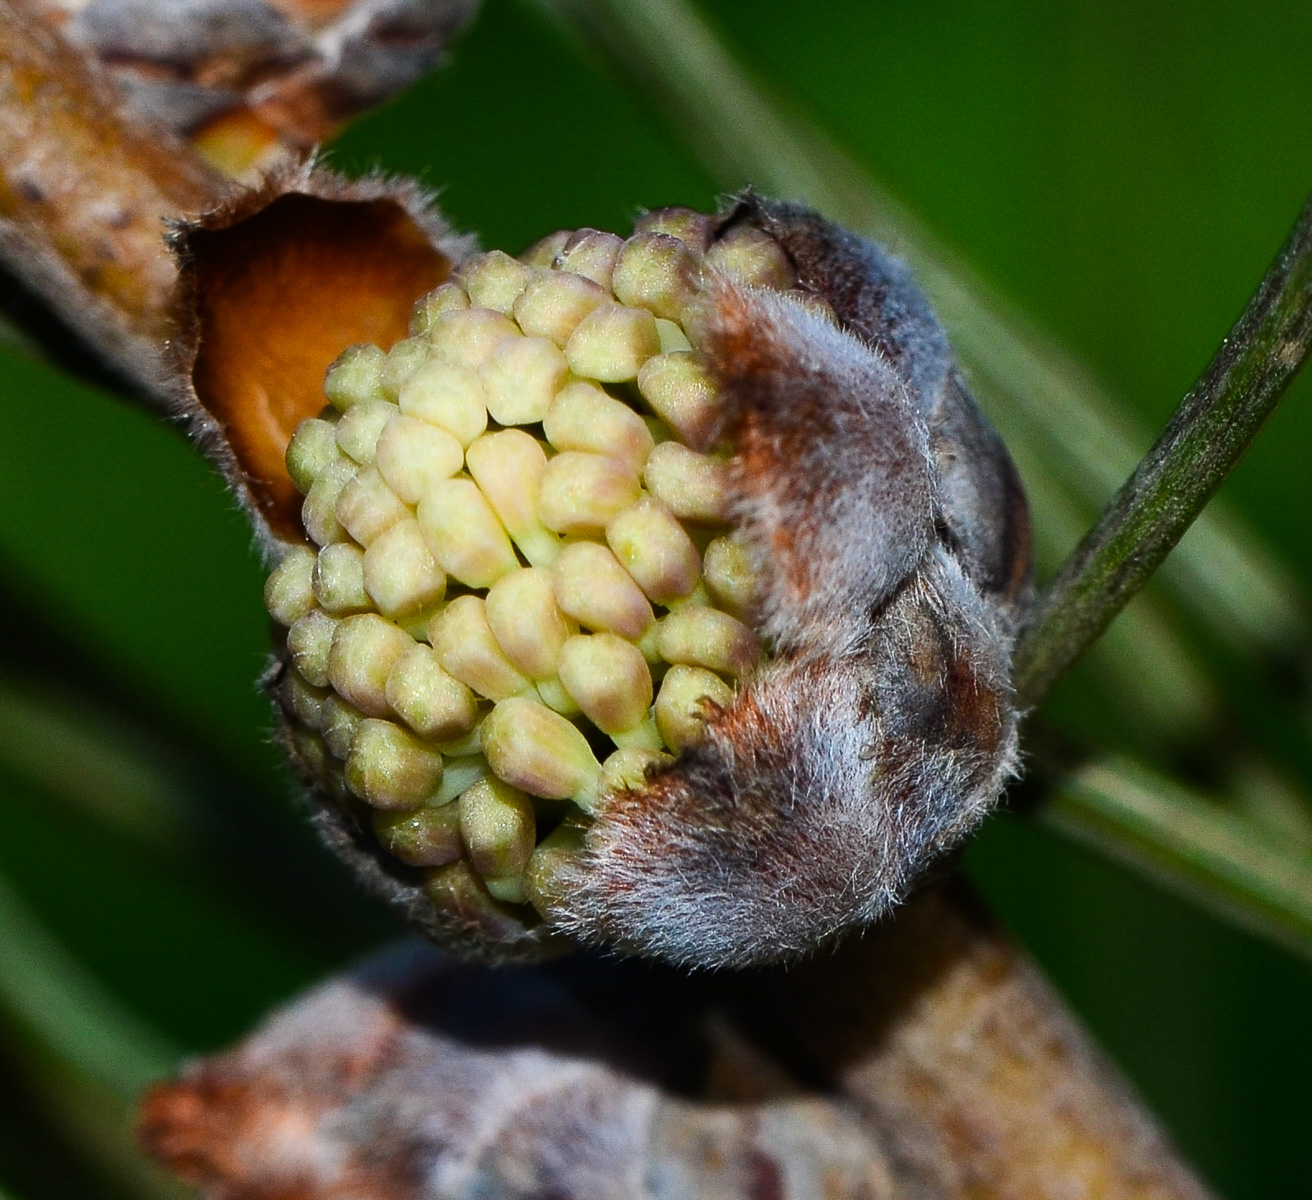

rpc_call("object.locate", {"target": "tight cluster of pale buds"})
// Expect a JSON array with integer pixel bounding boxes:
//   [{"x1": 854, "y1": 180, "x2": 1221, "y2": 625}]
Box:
[{"x1": 265, "y1": 212, "x2": 795, "y2": 929}]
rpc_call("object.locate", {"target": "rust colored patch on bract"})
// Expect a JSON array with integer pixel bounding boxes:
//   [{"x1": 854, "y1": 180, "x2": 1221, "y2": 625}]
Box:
[{"x1": 181, "y1": 188, "x2": 451, "y2": 542}]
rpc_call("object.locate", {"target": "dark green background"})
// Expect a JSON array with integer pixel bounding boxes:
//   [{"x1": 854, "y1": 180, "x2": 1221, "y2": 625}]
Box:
[{"x1": 1, "y1": 1, "x2": 1310, "y2": 1195}]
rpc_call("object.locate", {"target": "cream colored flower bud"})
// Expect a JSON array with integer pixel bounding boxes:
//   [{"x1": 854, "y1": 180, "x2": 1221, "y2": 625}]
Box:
[
  {"x1": 285, "y1": 417, "x2": 341, "y2": 493},
  {"x1": 554, "y1": 229, "x2": 623, "y2": 289},
  {"x1": 328, "y1": 612, "x2": 414, "y2": 717},
  {"x1": 484, "y1": 567, "x2": 573, "y2": 679},
  {"x1": 409, "y1": 282, "x2": 469, "y2": 335},
  {"x1": 523, "y1": 815, "x2": 588, "y2": 920},
  {"x1": 398, "y1": 360, "x2": 488, "y2": 448},
  {"x1": 519, "y1": 229, "x2": 571, "y2": 268},
  {"x1": 558, "y1": 633, "x2": 653, "y2": 736},
  {"x1": 335, "y1": 399, "x2": 397, "y2": 464},
  {"x1": 464, "y1": 430, "x2": 558, "y2": 567},
  {"x1": 643, "y1": 442, "x2": 731, "y2": 523},
  {"x1": 429, "y1": 595, "x2": 531, "y2": 700},
  {"x1": 301, "y1": 456, "x2": 356, "y2": 546},
  {"x1": 706, "y1": 224, "x2": 796, "y2": 289},
  {"x1": 373, "y1": 415, "x2": 461, "y2": 506},
  {"x1": 319, "y1": 691, "x2": 365, "y2": 760},
  {"x1": 654, "y1": 663, "x2": 732, "y2": 751},
  {"x1": 458, "y1": 250, "x2": 529, "y2": 314},
  {"x1": 479, "y1": 336, "x2": 568, "y2": 425},
  {"x1": 345, "y1": 718, "x2": 444, "y2": 810},
  {"x1": 637, "y1": 353, "x2": 719, "y2": 445},
  {"x1": 417, "y1": 477, "x2": 518, "y2": 589},
  {"x1": 482, "y1": 696, "x2": 600, "y2": 801},
  {"x1": 553, "y1": 542, "x2": 654, "y2": 639},
  {"x1": 279, "y1": 667, "x2": 326, "y2": 731},
  {"x1": 324, "y1": 343, "x2": 386, "y2": 411},
  {"x1": 605, "y1": 497, "x2": 700, "y2": 605},
  {"x1": 427, "y1": 308, "x2": 519, "y2": 371},
  {"x1": 372, "y1": 804, "x2": 462, "y2": 867},
  {"x1": 538, "y1": 451, "x2": 641, "y2": 535},
  {"x1": 612, "y1": 233, "x2": 703, "y2": 322},
  {"x1": 312, "y1": 543, "x2": 370, "y2": 615},
  {"x1": 596, "y1": 745, "x2": 672, "y2": 804},
  {"x1": 363, "y1": 518, "x2": 446, "y2": 617},
  {"x1": 286, "y1": 609, "x2": 339, "y2": 687},
  {"x1": 379, "y1": 336, "x2": 430, "y2": 400},
  {"x1": 703, "y1": 534, "x2": 760, "y2": 620},
  {"x1": 564, "y1": 303, "x2": 661, "y2": 382},
  {"x1": 544, "y1": 381, "x2": 654, "y2": 474},
  {"x1": 424, "y1": 861, "x2": 531, "y2": 939},
  {"x1": 264, "y1": 545, "x2": 317, "y2": 626},
  {"x1": 336, "y1": 465, "x2": 408, "y2": 546},
  {"x1": 459, "y1": 777, "x2": 536, "y2": 899},
  {"x1": 384, "y1": 640, "x2": 477, "y2": 742},
  {"x1": 657, "y1": 605, "x2": 760, "y2": 677},
  {"x1": 513, "y1": 269, "x2": 608, "y2": 345},
  {"x1": 633, "y1": 206, "x2": 713, "y2": 252}
]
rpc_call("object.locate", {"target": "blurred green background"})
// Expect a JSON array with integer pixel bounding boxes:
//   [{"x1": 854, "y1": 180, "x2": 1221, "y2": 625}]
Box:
[{"x1": 1, "y1": 1, "x2": 1311, "y2": 1196}]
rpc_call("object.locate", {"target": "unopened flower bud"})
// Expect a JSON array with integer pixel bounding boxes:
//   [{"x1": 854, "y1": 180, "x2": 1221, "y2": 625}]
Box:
[
  {"x1": 557, "y1": 633, "x2": 653, "y2": 736},
  {"x1": 612, "y1": 232, "x2": 702, "y2": 322},
  {"x1": 312, "y1": 543, "x2": 370, "y2": 614},
  {"x1": 285, "y1": 417, "x2": 341, "y2": 493},
  {"x1": 513, "y1": 270, "x2": 608, "y2": 344},
  {"x1": 544, "y1": 381, "x2": 654, "y2": 474},
  {"x1": 484, "y1": 567, "x2": 574, "y2": 680},
  {"x1": 457, "y1": 250, "x2": 528, "y2": 314},
  {"x1": 408, "y1": 282, "x2": 469, "y2": 336},
  {"x1": 323, "y1": 343, "x2": 386, "y2": 411},
  {"x1": 481, "y1": 696, "x2": 600, "y2": 802},
  {"x1": 398, "y1": 360, "x2": 488, "y2": 447},
  {"x1": 363, "y1": 518, "x2": 446, "y2": 617},
  {"x1": 335, "y1": 466, "x2": 408, "y2": 546},
  {"x1": 553, "y1": 229, "x2": 623, "y2": 288},
  {"x1": 374, "y1": 415, "x2": 462, "y2": 505},
  {"x1": 605, "y1": 497, "x2": 700, "y2": 605},
  {"x1": 538, "y1": 452, "x2": 641, "y2": 535},
  {"x1": 372, "y1": 804, "x2": 462, "y2": 867},
  {"x1": 654, "y1": 663, "x2": 732, "y2": 752},
  {"x1": 264, "y1": 546, "x2": 317, "y2": 626},
  {"x1": 379, "y1": 336, "x2": 430, "y2": 400},
  {"x1": 427, "y1": 308, "x2": 519, "y2": 371},
  {"x1": 552, "y1": 541, "x2": 654, "y2": 639},
  {"x1": 465, "y1": 431, "x2": 559, "y2": 566},
  {"x1": 564, "y1": 303, "x2": 661, "y2": 382},
  {"x1": 428, "y1": 596, "x2": 530, "y2": 701},
  {"x1": 657, "y1": 605, "x2": 759, "y2": 678},
  {"x1": 459, "y1": 777, "x2": 536, "y2": 901},
  {"x1": 384, "y1": 642, "x2": 477, "y2": 743},
  {"x1": 642, "y1": 442, "x2": 731, "y2": 524},
  {"x1": 335, "y1": 399, "x2": 397, "y2": 464},
  {"x1": 702, "y1": 533, "x2": 760, "y2": 620},
  {"x1": 417, "y1": 478, "x2": 518, "y2": 589},
  {"x1": 328, "y1": 613, "x2": 414, "y2": 717},
  {"x1": 637, "y1": 352, "x2": 719, "y2": 445},
  {"x1": 345, "y1": 718, "x2": 444, "y2": 810}
]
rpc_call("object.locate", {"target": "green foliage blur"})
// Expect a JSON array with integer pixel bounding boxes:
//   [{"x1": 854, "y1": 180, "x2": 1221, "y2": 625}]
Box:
[{"x1": 1, "y1": 1, "x2": 1311, "y2": 1196}]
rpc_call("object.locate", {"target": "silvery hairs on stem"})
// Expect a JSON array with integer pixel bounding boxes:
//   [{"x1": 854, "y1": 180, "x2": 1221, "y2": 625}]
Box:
[{"x1": 175, "y1": 180, "x2": 1032, "y2": 969}]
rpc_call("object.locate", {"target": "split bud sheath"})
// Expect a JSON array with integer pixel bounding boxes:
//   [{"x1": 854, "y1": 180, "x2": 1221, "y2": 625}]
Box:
[{"x1": 190, "y1": 183, "x2": 1030, "y2": 967}]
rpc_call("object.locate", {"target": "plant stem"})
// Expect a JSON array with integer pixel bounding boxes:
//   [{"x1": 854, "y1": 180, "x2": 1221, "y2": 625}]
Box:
[
  {"x1": 1043, "y1": 756, "x2": 1312, "y2": 961},
  {"x1": 1013, "y1": 194, "x2": 1312, "y2": 707}
]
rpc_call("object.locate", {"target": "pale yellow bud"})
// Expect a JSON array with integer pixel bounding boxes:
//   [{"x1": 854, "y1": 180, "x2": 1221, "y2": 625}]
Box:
[
  {"x1": 485, "y1": 567, "x2": 574, "y2": 679},
  {"x1": 385, "y1": 640, "x2": 477, "y2": 742},
  {"x1": 465, "y1": 430, "x2": 558, "y2": 567},
  {"x1": 611, "y1": 233, "x2": 702, "y2": 322},
  {"x1": 327, "y1": 612, "x2": 414, "y2": 717},
  {"x1": 323, "y1": 343, "x2": 386, "y2": 411},
  {"x1": 654, "y1": 318, "x2": 693, "y2": 354},
  {"x1": 410, "y1": 283, "x2": 470, "y2": 336},
  {"x1": 513, "y1": 269, "x2": 608, "y2": 345},
  {"x1": 286, "y1": 609, "x2": 339, "y2": 688},
  {"x1": 518, "y1": 229, "x2": 571, "y2": 269},
  {"x1": 346, "y1": 718, "x2": 444, "y2": 810},
  {"x1": 657, "y1": 605, "x2": 760, "y2": 677},
  {"x1": 596, "y1": 745, "x2": 672, "y2": 805},
  {"x1": 319, "y1": 691, "x2": 365, "y2": 760},
  {"x1": 564, "y1": 303, "x2": 661, "y2": 382},
  {"x1": 482, "y1": 696, "x2": 600, "y2": 801},
  {"x1": 605, "y1": 497, "x2": 701, "y2": 605},
  {"x1": 398, "y1": 359, "x2": 488, "y2": 448},
  {"x1": 632, "y1": 206, "x2": 713, "y2": 252},
  {"x1": 553, "y1": 229, "x2": 623, "y2": 289},
  {"x1": 458, "y1": 250, "x2": 529, "y2": 314},
  {"x1": 373, "y1": 804, "x2": 462, "y2": 867},
  {"x1": 373, "y1": 415, "x2": 461, "y2": 506},
  {"x1": 557, "y1": 633, "x2": 653, "y2": 736},
  {"x1": 703, "y1": 534, "x2": 760, "y2": 620},
  {"x1": 553, "y1": 542, "x2": 654, "y2": 639},
  {"x1": 459, "y1": 777, "x2": 536, "y2": 898},
  {"x1": 279, "y1": 667, "x2": 326, "y2": 730},
  {"x1": 654, "y1": 664, "x2": 732, "y2": 751},
  {"x1": 479, "y1": 335, "x2": 568, "y2": 425},
  {"x1": 429, "y1": 595, "x2": 531, "y2": 701},
  {"x1": 264, "y1": 545, "x2": 317, "y2": 626},
  {"x1": 523, "y1": 814, "x2": 588, "y2": 920},
  {"x1": 335, "y1": 399, "x2": 397, "y2": 464},
  {"x1": 286, "y1": 417, "x2": 341, "y2": 493},
  {"x1": 427, "y1": 308, "x2": 519, "y2": 371},
  {"x1": 301, "y1": 456, "x2": 357, "y2": 546},
  {"x1": 706, "y1": 224, "x2": 796, "y2": 289},
  {"x1": 363, "y1": 518, "x2": 446, "y2": 617},
  {"x1": 417, "y1": 477, "x2": 518, "y2": 589},
  {"x1": 637, "y1": 353, "x2": 719, "y2": 445},
  {"x1": 312, "y1": 543, "x2": 370, "y2": 615},
  {"x1": 544, "y1": 381, "x2": 654, "y2": 474},
  {"x1": 379, "y1": 335, "x2": 430, "y2": 400},
  {"x1": 335, "y1": 465, "x2": 408, "y2": 546},
  {"x1": 642, "y1": 442, "x2": 731, "y2": 523},
  {"x1": 538, "y1": 451, "x2": 641, "y2": 535}
]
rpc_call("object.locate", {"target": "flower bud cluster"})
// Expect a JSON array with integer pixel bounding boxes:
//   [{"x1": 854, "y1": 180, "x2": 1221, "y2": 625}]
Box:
[{"x1": 267, "y1": 211, "x2": 793, "y2": 935}]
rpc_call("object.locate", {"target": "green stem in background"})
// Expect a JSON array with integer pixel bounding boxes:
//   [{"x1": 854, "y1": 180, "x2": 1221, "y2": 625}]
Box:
[
  {"x1": 536, "y1": 0, "x2": 1306, "y2": 657},
  {"x1": 1014, "y1": 194, "x2": 1312, "y2": 705},
  {"x1": 1045, "y1": 757, "x2": 1312, "y2": 962}
]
